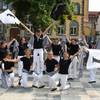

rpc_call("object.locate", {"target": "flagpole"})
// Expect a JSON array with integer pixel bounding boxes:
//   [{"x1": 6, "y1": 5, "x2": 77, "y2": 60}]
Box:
[
  {"x1": 20, "y1": 20, "x2": 58, "y2": 36},
  {"x1": 20, "y1": 22, "x2": 34, "y2": 35}
]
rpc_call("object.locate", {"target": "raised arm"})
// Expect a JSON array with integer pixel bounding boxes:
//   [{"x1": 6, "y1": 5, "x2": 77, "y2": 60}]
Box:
[
  {"x1": 82, "y1": 35, "x2": 88, "y2": 47},
  {"x1": 43, "y1": 23, "x2": 54, "y2": 35},
  {"x1": 43, "y1": 21, "x2": 59, "y2": 35},
  {"x1": 7, "y1": 38, "x2": 16, "y2": 49},
  {"x1": 66, "y1": 35, "x2": 71, "y2": 43}
]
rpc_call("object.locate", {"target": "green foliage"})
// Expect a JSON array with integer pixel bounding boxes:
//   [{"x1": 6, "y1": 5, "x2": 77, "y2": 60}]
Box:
[
  {"x1": 5, "y1": 0, "x2": 74, "y2": 29},
  {"x1": 13, "y1": 0, "x2": 31, "y2": 22},
  {"x1": 59, "y1": 1, "x2": 75, "y2": 24},
  {"x1": 29, "y1": 0, "x2": 54, "y2": 30}
]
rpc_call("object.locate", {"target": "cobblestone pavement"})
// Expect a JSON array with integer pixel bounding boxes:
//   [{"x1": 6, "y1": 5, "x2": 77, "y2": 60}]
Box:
[{"x1": 0, "y1": 69, "x2": 100, "y2": 100}]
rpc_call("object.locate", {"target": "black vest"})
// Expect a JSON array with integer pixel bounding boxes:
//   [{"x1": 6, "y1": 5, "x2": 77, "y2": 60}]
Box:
[{"x1": 34, "y1": 35, "x2": 43, "y2": 49}]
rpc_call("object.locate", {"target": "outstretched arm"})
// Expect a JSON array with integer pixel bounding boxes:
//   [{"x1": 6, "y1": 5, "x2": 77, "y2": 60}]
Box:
[{"x1": 3, "y1": 58, "x2": 19, "y2": 63}]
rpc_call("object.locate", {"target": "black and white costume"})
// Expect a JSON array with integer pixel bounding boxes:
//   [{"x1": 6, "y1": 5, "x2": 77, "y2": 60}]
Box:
[
  {"x1": 20, "y1": 56, "x2": 33, "y2": 87},
  {"x1": 58, "y1": 58, "x2": 71, "y2": 90},
  {"x1": 28, "y1": 34, "x2": 51, "y2": 87},
  {"x1": 1, "y1": 60, "x2": 14, "y2": 87},
  {"x1": 40, "y1": 58, "x2": 58, "y2": 89},
  {"x1": 67, "y1": 42, "x2": 79, "y2": 79}
]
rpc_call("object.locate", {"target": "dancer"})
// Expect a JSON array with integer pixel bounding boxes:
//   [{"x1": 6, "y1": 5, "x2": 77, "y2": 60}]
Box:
[{"x1": 1, "y1": 52, "x2": 18, "y2": 88}]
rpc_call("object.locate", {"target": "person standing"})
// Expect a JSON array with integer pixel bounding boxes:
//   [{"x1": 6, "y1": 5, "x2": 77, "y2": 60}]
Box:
[
  {"x1": 52, "y1": 51, "x2": 71, "y2": 90},
  {"x1": 28, "y1": 28, "x2": 47, "y2": 75},
  {"x1": 88, "y1": 42, "x2": 97, "y2": 83},
  {"x1": 66, "y1": 38, "x2": 80, "y2": 80},
  {"x1": 58, "y1": 51, "x2": 71, "y2": 90}
]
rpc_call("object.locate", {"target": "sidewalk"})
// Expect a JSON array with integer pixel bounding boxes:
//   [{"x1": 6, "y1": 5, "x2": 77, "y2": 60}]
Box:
[{"x1": 0, "y1": 69, "x2": 100, "y2": 100}]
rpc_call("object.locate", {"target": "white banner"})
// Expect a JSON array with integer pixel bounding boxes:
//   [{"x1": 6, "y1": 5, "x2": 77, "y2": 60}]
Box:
[
  {"x1": 0, "y1": 9, "x2": 20, "y2": 24},
  {"x1": 87, "y1": 49, "x2": 100, "y2": 69}
]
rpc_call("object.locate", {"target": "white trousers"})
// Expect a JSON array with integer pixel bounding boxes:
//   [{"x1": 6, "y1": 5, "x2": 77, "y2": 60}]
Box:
[
  {"x1": 17, "y1": 56, "x2": 23, "y2": 77},
  {"x1": 32, "y1": 72, "x2": 43, "y2": 87},
  {"x1": 33, "y1": 49, "x2": 44, "y2": 74},
  {"x1": 68, "y1": 56, "x2": 79, "y2": 78},
  {"x1": 89, "y1": 68, "x2": 96, "y2": 82},
  {"x1": 21, "y1": 72, "x2": 29, "y2": 87},
  {"x1": 7, "y1": 72, "x2": 15, "y2": 87},
  {"x1": 78, "y1": 50, "x2": 84, "y2": 78},
  {"x1": 52, "y1": 73, "x2": 69, "y2": 90},
  {"x1": 40, "y1": 74, "x2": 57, "y2": 89}
]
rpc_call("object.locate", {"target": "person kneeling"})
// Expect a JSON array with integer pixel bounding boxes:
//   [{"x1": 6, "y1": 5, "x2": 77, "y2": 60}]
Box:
[
  {"x1": 19, "y1": 49, "x2": 33, "y2": 88},
  {"x1": 40, "y1": 51, "x2": 59, "y2": 91},
  {"x1": 1, "y1": 52, "x2": 18, "y2": 88}
]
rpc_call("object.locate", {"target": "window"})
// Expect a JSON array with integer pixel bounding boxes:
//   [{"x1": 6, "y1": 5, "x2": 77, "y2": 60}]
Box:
[
  {"x1": 74, "y1": 3, "x2": 80, "y2": 15},
  {"x1": 70, "y1": 21, "x2": 78, "y2": 36},
  {"x1": 57, "y1": 25, "x2": 65, "y2": 35}
]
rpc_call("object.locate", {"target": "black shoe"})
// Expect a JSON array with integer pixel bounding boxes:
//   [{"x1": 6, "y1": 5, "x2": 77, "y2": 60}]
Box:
[
  {"x1": 67, "y1": 78, "x2": 74, "y2": 81},
  {"x1": 18, "y1": 78, "x2": 21, "y2": 86},
  {"x1": 51, "y1": 88, "x2": 57, "y2": 91},
  {"x1": 88, "y1": 81, "x2": 96, "y2": 84},
  {"x1": 11, "y1": 86, "x2": 14, "y2": 88},
  {"x1": 38, "y1": 85, "x2": 45, "y2": 89},
  {"x1": 32, "y1": 85, "x2": 38, "y2": 88},
  {"x1": 57, "y1": 83, "x2": 61, "y2": 87},
  {"x1": 18, "y1": 81, "x2": 21, "y2": 86}
]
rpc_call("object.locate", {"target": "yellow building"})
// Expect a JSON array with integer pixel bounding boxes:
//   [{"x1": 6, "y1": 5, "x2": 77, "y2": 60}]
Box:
[
  {"x1": 83, "y1": 0, "x2": 90, "y2": 36},
  {"x1": 51, "y1": 0, "x2": 89, "y2": 39},
  {"x1": 65, "y1": 0, "x2": 89, "y2": 38}
]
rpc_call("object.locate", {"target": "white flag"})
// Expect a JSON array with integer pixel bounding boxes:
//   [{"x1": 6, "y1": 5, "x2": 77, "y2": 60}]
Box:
[
  {"x1": 86, "y1": 49, "x2": 100, "y2": 69},
  {"x1": 0, "y1": 9, "x2": 20, "y2": 24}
]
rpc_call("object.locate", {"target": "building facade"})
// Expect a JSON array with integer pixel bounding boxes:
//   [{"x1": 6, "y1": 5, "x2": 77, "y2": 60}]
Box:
[
  {"x1": 88, "y1": 12, "x2": 100, "y2": 43},
  {"x1": 50, "y1": 0, "x2": 89, "y2": 40},
  {"x1": 67, "y1": 0, "x2": 89, "y2": 38}
]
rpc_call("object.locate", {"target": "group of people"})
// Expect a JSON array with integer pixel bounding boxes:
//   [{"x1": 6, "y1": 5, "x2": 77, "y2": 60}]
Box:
[{"x1": 0, "y1": 25, "x2": 97, "y2": 91}]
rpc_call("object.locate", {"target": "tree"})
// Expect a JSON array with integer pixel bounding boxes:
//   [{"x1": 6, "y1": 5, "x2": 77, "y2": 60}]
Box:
[
  {"x1": 5, "y1": 0, "x2": 74, "y2": 30},
  {"x1": 29, "y1": 0, "x2": 55, "y2": 30}
]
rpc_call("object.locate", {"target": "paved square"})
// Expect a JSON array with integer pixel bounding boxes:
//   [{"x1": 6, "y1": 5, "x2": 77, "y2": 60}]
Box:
[{"x1": 0, "y1": 69, "x2": 100, "y2": 100}]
